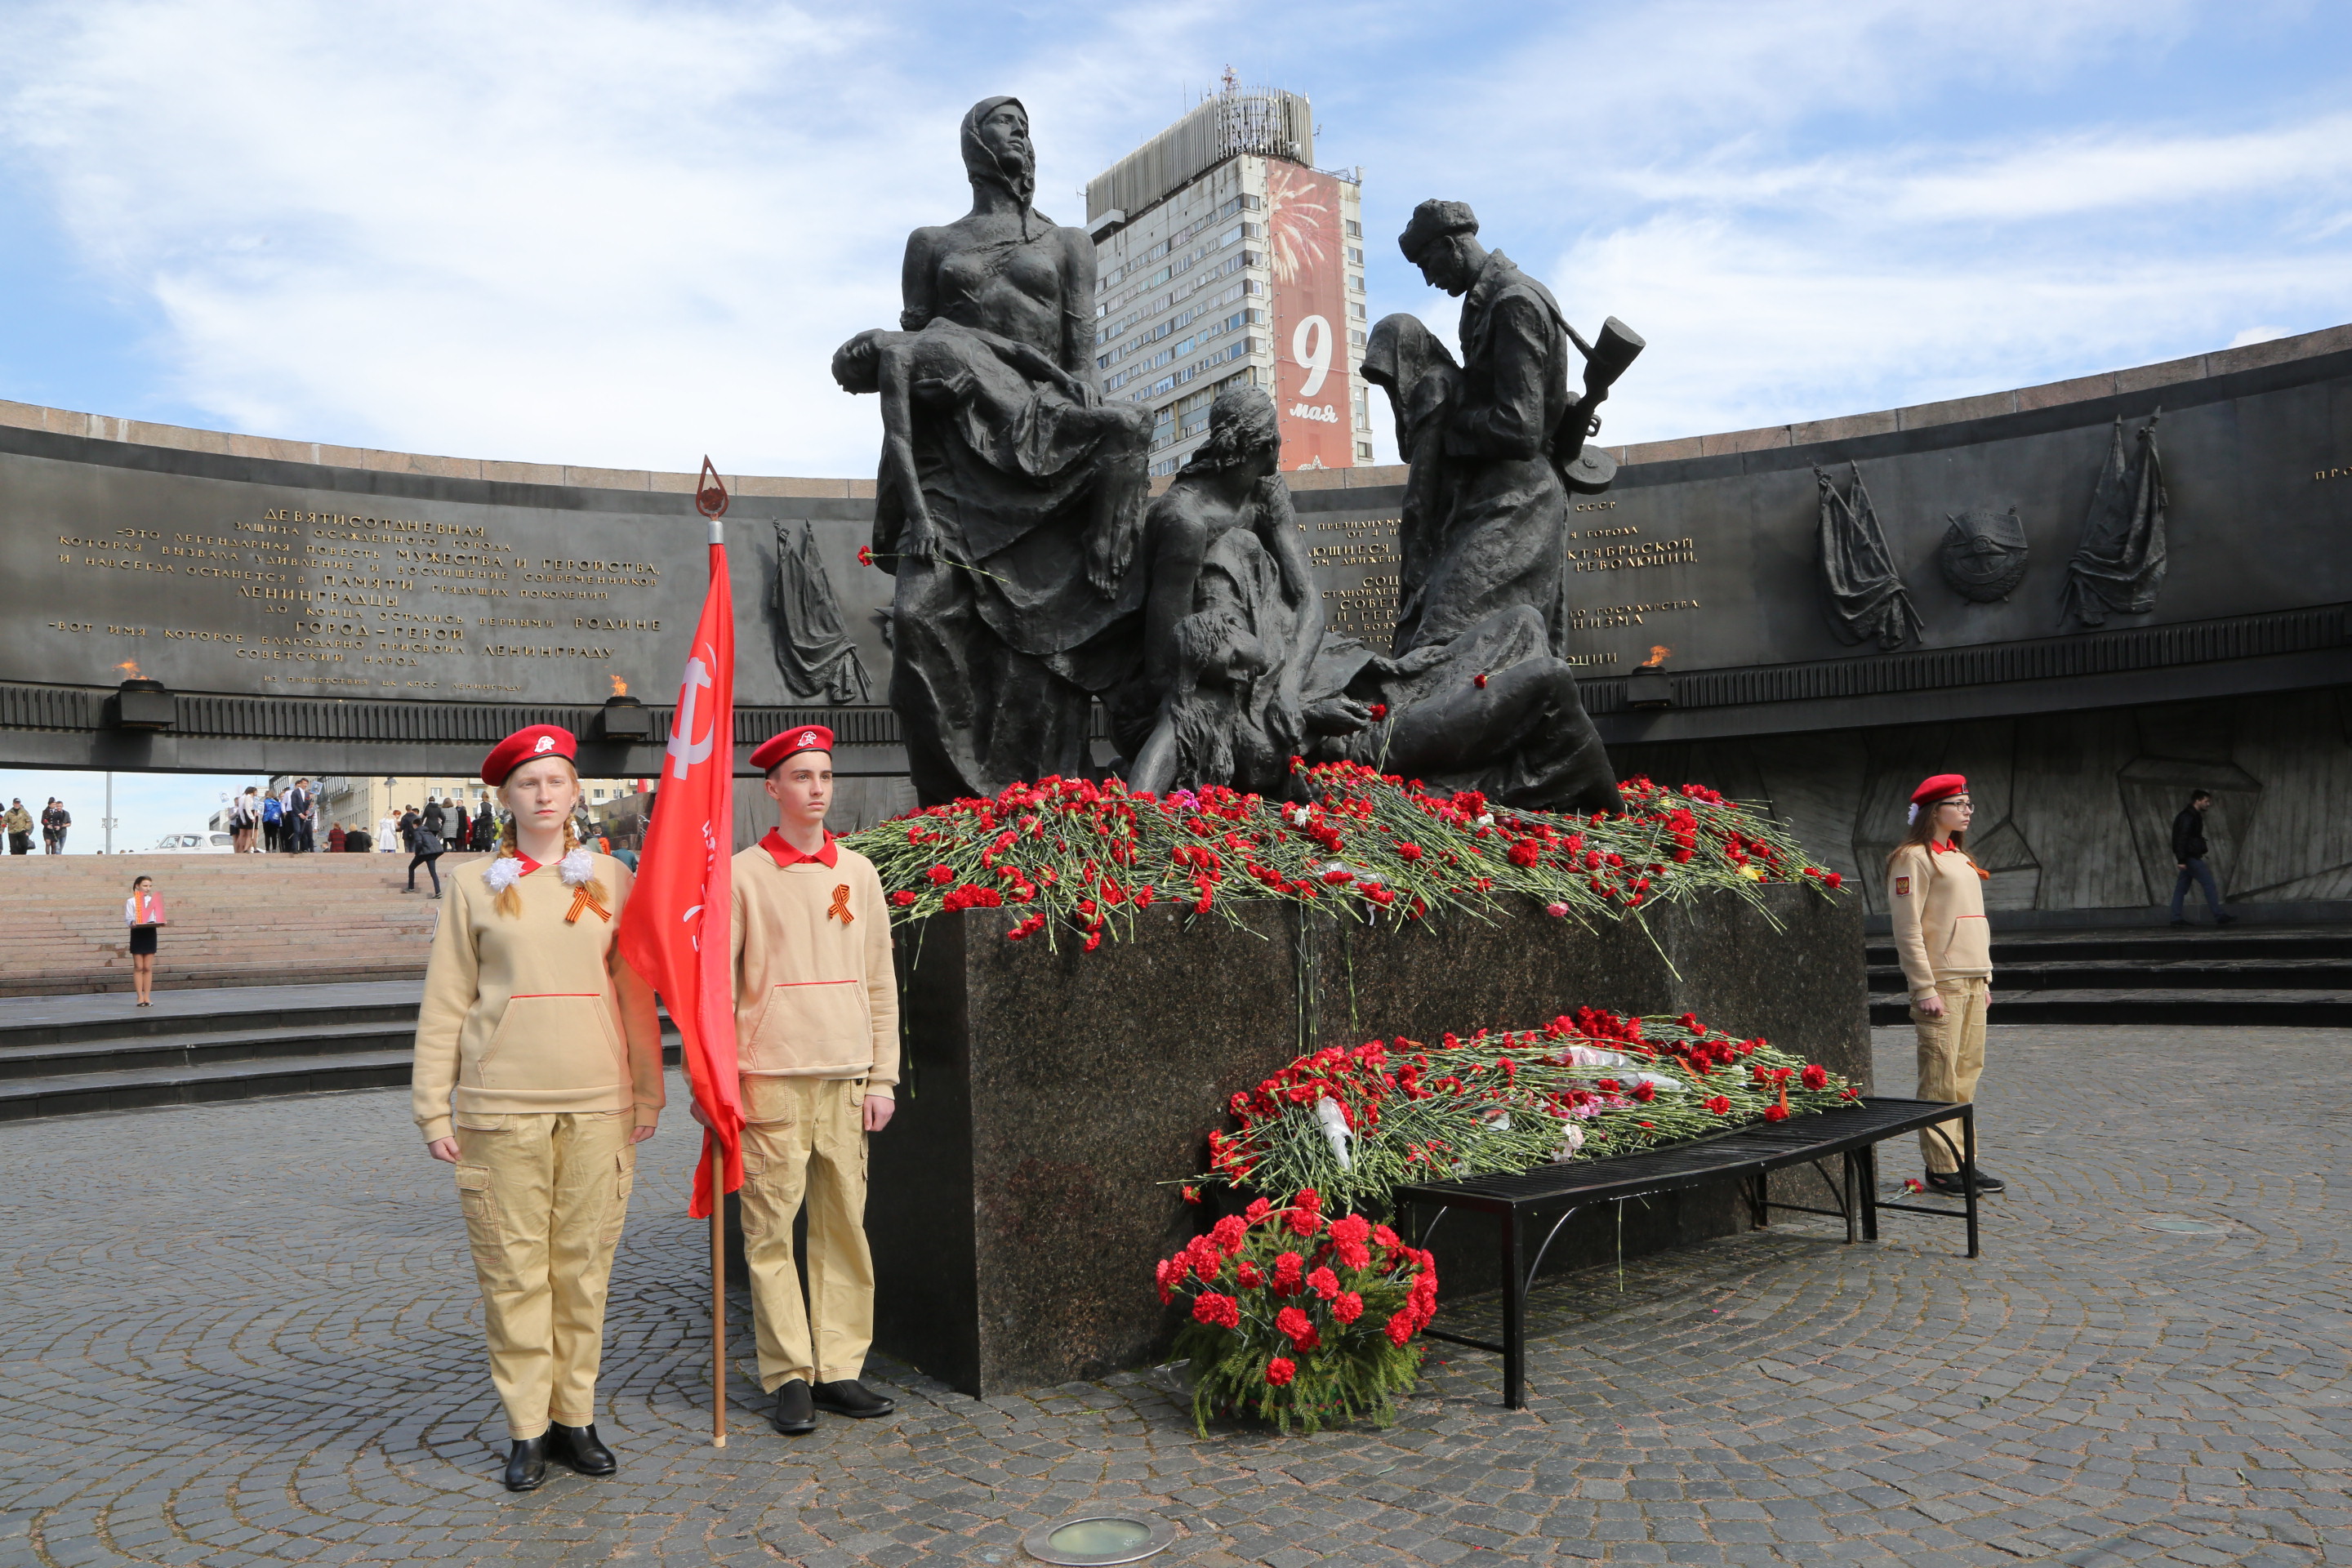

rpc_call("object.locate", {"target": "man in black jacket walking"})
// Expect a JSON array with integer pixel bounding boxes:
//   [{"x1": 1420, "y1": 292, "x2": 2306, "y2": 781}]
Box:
[{"x1": 2170, "y1": 791, "x2": 2234, "y2": 926}]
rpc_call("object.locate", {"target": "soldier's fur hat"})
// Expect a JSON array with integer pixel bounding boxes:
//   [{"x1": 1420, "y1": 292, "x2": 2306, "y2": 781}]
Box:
[{"x1": 1398, "y1": 199, "x2": 1478, "y2": 261}]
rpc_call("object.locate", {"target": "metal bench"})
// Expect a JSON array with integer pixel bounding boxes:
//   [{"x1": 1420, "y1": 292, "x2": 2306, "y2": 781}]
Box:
[{"x1": 1393, "y1": 1096, "x2": 1980, "y2": 1408}]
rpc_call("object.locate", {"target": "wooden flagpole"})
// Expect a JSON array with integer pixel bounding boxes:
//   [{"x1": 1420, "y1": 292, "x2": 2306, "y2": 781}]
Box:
[{"x1": 710, "y1": 1138, "x2": 728, "y2": 1446}]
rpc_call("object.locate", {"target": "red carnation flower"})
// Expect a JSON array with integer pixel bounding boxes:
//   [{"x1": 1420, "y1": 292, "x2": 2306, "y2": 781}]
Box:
[
  {"x1": 1210, "y1": 1215, "x2": 1246, "y2": 1254},
  {"x1": 1236, "y1": 1260, "x2": 1263, "y2": 1289},
  {"x1": 1272, "y1": 1251, "x2": 1304, "y2": 1292},
  {"x1": 1801, "y1": 1064, "x2": 1829, "y2": 1090},
  {"x1": 1473, "y1": 672, "x2": 1488, "y2": 688},
  {"x1": 1704, "y1": 1095, "x2": 1731, "y2": 1115},
  {"x1": 1764, "y1": 1103, "x2": 1789, "y2": 1122},
  {"x1": 1192, "y1": 1292, "x2": 1241, "y2": 1330},
  {"x1": 1368, "y1": 703, "x2": 1388, "y2": 720},
  {"x1": 1306, "y1": 1266, "x2": 1340, "y2": 1301},
  {"x1": 1182, "y1": 1185, "x2": 1201, "y2": 1205},
  {"x1": 889, "y1": 890, "x2": 919, "y2": 907},
  {"x1": 1265, "y1": 1356, "x2": 1296, "y2": 1387},
  {"x1": 1332, "y1": 1290, "x2": 1364, "y2": 1325},
  {"x1": 926, "y1": 864, "x2": 954, "y2": 884},
  {"x1": 1383, "y1": 1310, "x2": 1416, "y2": 1347},
  {"x1": 857, "y1": 544, "x2": 875, "y2": 566},
  {"x1": 1244, "y1": 1197, "x2": 1274, "y2": 1223}
]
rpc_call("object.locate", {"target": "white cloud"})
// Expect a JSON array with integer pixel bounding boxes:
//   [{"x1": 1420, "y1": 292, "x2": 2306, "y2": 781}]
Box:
[{"x1": 2, "y1": 0, "x2": 2346, "y2": 479}]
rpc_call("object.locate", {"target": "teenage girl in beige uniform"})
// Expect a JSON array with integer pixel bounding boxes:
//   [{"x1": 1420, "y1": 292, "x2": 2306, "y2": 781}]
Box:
[
  {"x1": 413, "y1": 724, "x2": 664, "y2": 1491},
  {"x1": 1886, "y1": 773, "x2": 2006, "y2": 1196}
]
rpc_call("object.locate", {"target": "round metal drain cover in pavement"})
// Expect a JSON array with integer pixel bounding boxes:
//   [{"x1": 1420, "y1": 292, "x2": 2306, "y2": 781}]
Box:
[
  {"x1": 2140, "y1": 1214, "x2": 2230, "y2": 1235},
  {"x1": 1022, "y1": 1512, "x2": 1176, "y2": 1566}
]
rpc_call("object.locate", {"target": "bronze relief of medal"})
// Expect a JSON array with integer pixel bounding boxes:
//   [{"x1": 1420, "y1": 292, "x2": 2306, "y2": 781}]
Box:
[{"x1": 1937, "y1": 507, "x2": 2029, "y2": 602}]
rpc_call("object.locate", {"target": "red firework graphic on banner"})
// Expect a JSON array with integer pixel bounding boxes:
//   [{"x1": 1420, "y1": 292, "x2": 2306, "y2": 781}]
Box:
[{"x1": 1264, "y1": 163, "x2": 1353, "y2": 471}]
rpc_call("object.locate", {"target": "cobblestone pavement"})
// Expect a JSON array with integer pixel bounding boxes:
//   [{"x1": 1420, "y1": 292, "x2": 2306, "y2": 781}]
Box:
[{"x1": 2, "y1": 1024, "x2": 2345, "y2": 1567}]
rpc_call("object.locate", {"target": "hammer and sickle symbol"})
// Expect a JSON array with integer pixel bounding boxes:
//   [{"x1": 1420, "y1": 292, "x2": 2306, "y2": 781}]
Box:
[{"x1": 665, "y1": 653, "x2": 715, "y2": 781}]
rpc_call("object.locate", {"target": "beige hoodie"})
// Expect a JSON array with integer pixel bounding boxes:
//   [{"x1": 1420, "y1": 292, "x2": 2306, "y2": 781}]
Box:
[
  {"x1": 729, "y1": 839, "x2": 900, "y2": 1093},
  {"x1": 412, "y1": 853, "x2": 665, "y2": 1143},
  {"x1": 1887, "y1": 840, "x2": 1993, "y2": 1004}
]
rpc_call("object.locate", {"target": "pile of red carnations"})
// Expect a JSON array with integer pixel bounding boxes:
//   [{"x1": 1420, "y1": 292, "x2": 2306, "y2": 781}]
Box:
[
  {"x1": 1156, "y1": 1188, "x2": 1436, "y2": 1436},
  {"x1": 1199, "y1": 1009, "x2": 1860, "y2": 1214},
  {"x1": 845, "y1": 762, "x2": 1843, "y2": 952}
]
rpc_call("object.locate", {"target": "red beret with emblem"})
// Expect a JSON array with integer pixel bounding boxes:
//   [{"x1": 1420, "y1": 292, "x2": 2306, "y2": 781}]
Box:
[
  {"x1": 483, "y1": 724, "x2": 577, "y2": 786},
  {"x1": 1910, "y1": 773, "x2": 1967, "y2": 808},
  {"x1": 751, "y1": 724, "x2": 835, "y2": 773}
]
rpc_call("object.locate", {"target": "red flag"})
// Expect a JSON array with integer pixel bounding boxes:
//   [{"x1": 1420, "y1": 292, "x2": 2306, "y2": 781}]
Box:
[{"x1": 618, "y1": 464, "x2": 743, "y2": 1218}]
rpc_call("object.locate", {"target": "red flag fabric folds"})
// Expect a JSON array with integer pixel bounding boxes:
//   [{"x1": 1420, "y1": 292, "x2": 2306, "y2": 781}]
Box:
[{"x1": 617, "y1": 527, "x2": 744, "y2": 1218}]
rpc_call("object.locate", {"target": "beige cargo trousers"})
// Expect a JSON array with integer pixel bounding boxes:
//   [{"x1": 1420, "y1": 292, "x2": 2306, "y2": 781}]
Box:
[
  {"x1": 453, "y1": 1109, "x2": 636, "y2": 1440},
  {"x1": 1910, "y1": 977, "x2": 1989, "y2": 1174},
  {"x1": 737, "y1": 1075, "x2": 875, "y2": 1392}
]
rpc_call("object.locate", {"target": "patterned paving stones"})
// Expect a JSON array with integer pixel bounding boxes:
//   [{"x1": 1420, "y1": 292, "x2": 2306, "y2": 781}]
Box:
[{"x1": 0, "y1": 1023, "x2": 2345, "y2": 1566}]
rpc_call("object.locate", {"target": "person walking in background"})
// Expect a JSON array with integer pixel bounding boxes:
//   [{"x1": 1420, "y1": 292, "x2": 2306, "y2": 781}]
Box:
[
  {"x1": 1887, "y1": 773, "x2": 2007, "y2": 1197},
  {"x1": 42, "y1": 798, "x2": 69, "y2": 853},
  {"x1": 261, "y1": 790, "x2": 283, "y2": 853},
  {"x1": 399, "y1": 804, "x2": 420, "y2": 853},
  {"x1": 407, "y1": 805, "x2": 448, "y2": 898},
  {"x1": 422, "y1": 795, "x2": 447, "y2": 849},
  {"x1": 328, "y1": 822, "x2": 347, "y2": 853},
  {"x1": 473, "y1": 808, "x2": 497, "y2": 852},
  {"x1": 2170, "y1": 790, "x2": 2235, "y2": 928},
  {"x1": 413, "y1": 724, "x2": 662, "y2": 1492},
  {"x1": 452, "y1": 799, "x2": 471, "y2": 855},
  {"x1": 124, "y1": 874, "x2": 167, "y2": 1006},
  {"x1": 6, "y1": 799, "x2": 32, "y2": 855},
  {"x1": 230, "y1": 789, "x2": 256, "y2": 853}
]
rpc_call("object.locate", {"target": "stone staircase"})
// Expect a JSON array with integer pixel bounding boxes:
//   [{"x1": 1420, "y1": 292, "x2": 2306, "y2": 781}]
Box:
[
  {"x1": 1867, "y1": 924, "x2": 2352, "y2": 1026},
  {"x1": 0, "y1": 979, "x2": 679, "y2": 1121},
  {"x1": 0, "y1": 853, "x2": 478, "y2": 997}
]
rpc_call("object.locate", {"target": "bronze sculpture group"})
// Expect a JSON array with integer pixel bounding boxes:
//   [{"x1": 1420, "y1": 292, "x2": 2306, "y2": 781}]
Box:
[{"x1": 840, "y1": 97, "x2": 1639, "y2": 816}]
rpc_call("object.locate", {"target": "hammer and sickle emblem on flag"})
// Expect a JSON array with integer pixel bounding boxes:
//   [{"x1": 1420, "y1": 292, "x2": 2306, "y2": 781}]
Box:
[
  {"x1": 827, "y1": 884, "x2": 854, "y2": 924},
  {"x1": 666, "y1": 653, "x2": 716, "y2": 780}
]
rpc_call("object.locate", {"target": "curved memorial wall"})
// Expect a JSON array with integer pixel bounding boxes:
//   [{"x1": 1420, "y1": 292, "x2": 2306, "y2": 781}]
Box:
[{"x1": 3, "y1": 322, "x2": 2346, "y2": 913}]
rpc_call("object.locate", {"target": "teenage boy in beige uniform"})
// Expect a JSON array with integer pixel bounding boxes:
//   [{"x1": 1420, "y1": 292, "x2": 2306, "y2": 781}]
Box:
[
  {"x1": 726, "y1": 724, "x2": 900, "y2": 1434},
  {"x1": 414, "y1": 724, "x2": 664, "y2": 1492},
  {"x1": 1886, "y1": 773, "x2": 2006, "y2": 1196}
]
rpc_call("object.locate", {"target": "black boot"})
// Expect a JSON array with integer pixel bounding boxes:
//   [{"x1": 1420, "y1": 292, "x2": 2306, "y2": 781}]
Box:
[
  {"x1": 546, "y1": 1422, "x2": 615, "y2": 1476},
  {"x1": 772, "y1": 1379, "x2": 816, "y2": 1435},
  {"x1": 1925, "y1": 1169, "x2": 2005, "y2": 1194},
  {"x1": 812, "y1": 1379, "x2": 896, "y2": 1419},
  {"x1": 502, "y1": 1435, "x2": 547, "y2": 1492}
]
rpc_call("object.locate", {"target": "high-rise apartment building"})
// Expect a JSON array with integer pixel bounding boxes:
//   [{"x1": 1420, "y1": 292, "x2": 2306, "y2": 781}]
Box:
[{"x1": 1085, "y1": 84, "x2": 1373, "y2": 478}]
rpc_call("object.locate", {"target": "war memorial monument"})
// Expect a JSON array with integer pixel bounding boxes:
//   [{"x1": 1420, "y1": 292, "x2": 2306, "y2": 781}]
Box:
[{"x1": 2, "y1": 87, "x2": 2350, "y2": 1411}]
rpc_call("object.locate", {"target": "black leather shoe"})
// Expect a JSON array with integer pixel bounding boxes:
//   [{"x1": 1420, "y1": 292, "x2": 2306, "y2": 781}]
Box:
[
  {"x1": 772, "y1": 1379, "x2": 816, "y2": 1435},
  {"x1": 811, "y1": 1379, "x2": 895, "y2": 1419},
  {"x1": 546, "y1": 1422, "x2": 615, "y2": 1476},
  {"x1": 1925, "y1": 1169, "x2": 2006, "y2": 1194},
  {"x1": 502, "y1": 1435, "x2": 547, "y2": 1492},
  {"x1": 2216, "y1": 914, "x2": 2238, "y2": 925}
]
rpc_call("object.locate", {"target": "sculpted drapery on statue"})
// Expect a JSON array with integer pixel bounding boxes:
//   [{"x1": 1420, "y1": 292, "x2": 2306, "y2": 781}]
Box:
[{"x1": 842, "y1": 96, "x2": 1153, "y2": 805}]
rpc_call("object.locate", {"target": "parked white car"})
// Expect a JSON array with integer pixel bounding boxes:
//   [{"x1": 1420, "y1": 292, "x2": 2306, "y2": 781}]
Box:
[{"x1": 136, "y1": 831, "x2": 235, "y2": 853}]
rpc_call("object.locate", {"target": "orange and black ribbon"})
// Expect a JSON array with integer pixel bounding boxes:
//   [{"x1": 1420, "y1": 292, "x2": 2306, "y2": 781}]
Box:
[
  {"x1": 827, "y1": 884, "x2": 854, "y2": 924},
  {"x1": 565, "y1": 884, "x2": 612, "y2": 924}
]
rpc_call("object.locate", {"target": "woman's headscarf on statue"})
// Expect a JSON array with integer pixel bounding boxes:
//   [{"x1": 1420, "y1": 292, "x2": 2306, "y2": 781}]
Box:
[{"x1": 961, "y1": 96, "x2": 1038, "y2": 240}]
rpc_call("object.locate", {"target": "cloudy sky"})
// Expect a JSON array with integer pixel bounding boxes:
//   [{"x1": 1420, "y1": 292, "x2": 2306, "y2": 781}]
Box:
[{"x1": 0, "y1": 0, "x2": 2346, "y2": 479}]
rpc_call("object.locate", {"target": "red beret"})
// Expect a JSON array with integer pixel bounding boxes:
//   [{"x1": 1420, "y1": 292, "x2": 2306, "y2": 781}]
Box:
[
  {"x1": 751, "y1": 724, "x2": 835, "y2": 773},
  {"x1": 483, "y1": 724, "x2": 577, "y2": 786},
  {"x1": 1911, "y1": 773, "x2": 1968, "y2": 808}
]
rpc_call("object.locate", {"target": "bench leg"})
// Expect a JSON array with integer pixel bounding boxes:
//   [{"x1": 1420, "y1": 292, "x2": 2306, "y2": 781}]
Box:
[
  {"x1": 1747, "y1": 1170, "x2": 1768, "y2": 1230},
  {"x1": 1500, "y1": 1208, "x2": 1526, "y2": 1410},
  {"x1": 1962, "y1": 1106, "x2": 1980, "y2": 1258},
  {"x1": 1860, "y1": 1144, "x2": 1880, "y2": 1242},
  {"x1": 1842, "y1": 1152, "x2": 1860, "y2": 1245}
]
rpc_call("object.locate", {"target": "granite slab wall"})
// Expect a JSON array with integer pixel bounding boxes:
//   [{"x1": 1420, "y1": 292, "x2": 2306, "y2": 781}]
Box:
[{"x1": 866, "y1": 884, "x2": 1867, "y2": 1397}]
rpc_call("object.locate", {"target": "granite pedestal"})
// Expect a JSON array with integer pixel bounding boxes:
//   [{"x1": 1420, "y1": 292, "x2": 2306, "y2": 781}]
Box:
[{"x1": 867, "y1": 885, "x2": 1869, "y2": 1396}]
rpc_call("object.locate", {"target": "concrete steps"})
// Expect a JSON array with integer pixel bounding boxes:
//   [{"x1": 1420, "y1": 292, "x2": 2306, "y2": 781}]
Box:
[
  {"x1": 0, "y1": 980, "x2": 679, "y2": 1120},
  {"x1": 0, "y1": 855, "x2": 479, "y2": 996},
  {"x1": 1866, "y1": 925, "x2": 2352, "y2": 1025}
]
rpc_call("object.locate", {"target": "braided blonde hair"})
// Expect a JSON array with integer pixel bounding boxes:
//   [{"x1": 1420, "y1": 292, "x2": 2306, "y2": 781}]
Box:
[{"x1": 490, "y1": 763, "x2": 607, "y2": 917}]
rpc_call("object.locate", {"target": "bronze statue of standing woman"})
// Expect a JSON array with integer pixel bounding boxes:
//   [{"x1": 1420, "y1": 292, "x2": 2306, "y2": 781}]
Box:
[{"x1": 842, "y1": 96, "x2": 1153, "y2": 804}]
